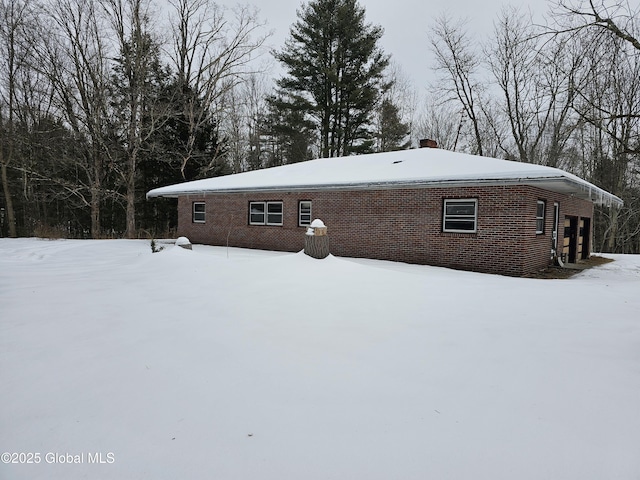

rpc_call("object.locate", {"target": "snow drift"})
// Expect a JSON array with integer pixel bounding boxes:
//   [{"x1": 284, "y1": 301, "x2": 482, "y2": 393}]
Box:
[{"x1": 1, "y1": 238, "x2": 639, "y2": 479}]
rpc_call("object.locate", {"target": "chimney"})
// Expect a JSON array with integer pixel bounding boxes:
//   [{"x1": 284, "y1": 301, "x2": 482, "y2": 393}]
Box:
[{"x1": 419, "y1": 138, "x2": 438, "y2": 148}]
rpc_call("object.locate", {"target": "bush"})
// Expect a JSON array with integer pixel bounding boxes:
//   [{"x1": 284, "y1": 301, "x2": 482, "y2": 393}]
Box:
[{"x1": 150, "y1": 239, "x2": 164, "y2": 253}]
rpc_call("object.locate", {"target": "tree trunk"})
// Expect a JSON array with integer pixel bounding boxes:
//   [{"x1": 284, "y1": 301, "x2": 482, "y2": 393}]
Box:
[
  {"x1": 606, "y1": 207, "x2": 619, "y2": 252},
  {"x1": 125, "y1": 184, "x2": 136, "y2": 238},
  {"x1": 1, "y1": 161, "x2": 17, "y2": 237},
  {"x1": 304, "y1": 234, "x2": 330, "y2": 259},
  {"x1": 90, "y1": 186, "x2": 101, "y2": 239}
]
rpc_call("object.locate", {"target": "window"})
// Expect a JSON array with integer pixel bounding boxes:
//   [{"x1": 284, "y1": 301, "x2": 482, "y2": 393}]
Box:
[
  {"x1": 536, "y1": 200, "x2": 546, "y2": 234},
  {"x1": 249, "y1": 202, "x2": 265, "y2": 224},
  {"x1": 249, "y1": 201, "x2": 283, "y2": 226},
  {"x1": 267, "y1": 202, "x2": 283, "y2": 225},
  {"x1": 192, "y1": 202, "x2": 205, "y2": 223},
  {"x1": 299, "y1": 201, "x2": 312, "y2": 226},
  {"x1": 443, "y1": 199, "x2": 477, "y2": 233}
]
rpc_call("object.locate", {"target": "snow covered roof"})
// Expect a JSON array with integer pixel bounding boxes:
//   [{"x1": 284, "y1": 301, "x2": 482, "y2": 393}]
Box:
[{"x1": 146, "y1": 148, "x2": 623, "y2": 207}]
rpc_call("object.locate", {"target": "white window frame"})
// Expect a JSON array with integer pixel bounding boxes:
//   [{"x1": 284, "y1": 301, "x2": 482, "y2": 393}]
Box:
[
  {"x1": 536, "y1": 200, "x2": 546, "y2": 234},
  {"x1": 552, "y1": 202, "x2": 559, "y2": 250},
  {"x1": 266, "y1": 201, "x2": 283, "y2": 225},
  {"x1": 249, "y1": 202, "x2": 265, "y2": 225},
  {"x1": 249, "y1": 201, "x2": 283, "y2": 226},
  {"x1": 443, "y1": 199, "x2": 478, "y2": 233},
  {"x1": 299, "y1": 201, "x2": 312, "y2": 226},
  {"x1": 192, "y1": 202, "x2": 206, "y2": 223}
]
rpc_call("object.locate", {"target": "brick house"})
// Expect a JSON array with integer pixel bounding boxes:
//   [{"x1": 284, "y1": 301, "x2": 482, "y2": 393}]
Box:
[{"x1": 147, "y1": 147, "x2": 622, "y2": 276}]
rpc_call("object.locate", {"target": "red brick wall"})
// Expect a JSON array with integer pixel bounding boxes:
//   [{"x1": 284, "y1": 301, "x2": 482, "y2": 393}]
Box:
[{"x1": 176, "y1": 185, "x2": 594, "y2": 276}]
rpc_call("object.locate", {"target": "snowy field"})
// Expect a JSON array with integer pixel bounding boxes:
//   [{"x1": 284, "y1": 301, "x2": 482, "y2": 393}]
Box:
[{"x1": 1, "y1": 238, "x2": 639, "y2": 480}]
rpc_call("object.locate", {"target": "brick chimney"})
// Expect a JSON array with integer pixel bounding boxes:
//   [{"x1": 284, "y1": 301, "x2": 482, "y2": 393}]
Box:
[{"x1": 419, "y1": 138, "x2": 438, "y2": 148}]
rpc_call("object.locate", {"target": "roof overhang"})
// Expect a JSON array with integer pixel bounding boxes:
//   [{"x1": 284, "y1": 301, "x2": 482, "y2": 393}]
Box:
[{"x1": 147, "y1": 175, "x2": 623, "y2": 207}]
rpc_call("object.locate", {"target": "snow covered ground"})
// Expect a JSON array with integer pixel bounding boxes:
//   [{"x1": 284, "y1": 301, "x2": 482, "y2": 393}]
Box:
[{"x1": 1, "y1": 238, "x2": 639, "y2": 479}]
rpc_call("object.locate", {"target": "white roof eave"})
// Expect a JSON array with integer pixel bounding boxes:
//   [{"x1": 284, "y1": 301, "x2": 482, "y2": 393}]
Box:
[{"x1": 147, "y1": 175, "x2": 623, "y2": 207}]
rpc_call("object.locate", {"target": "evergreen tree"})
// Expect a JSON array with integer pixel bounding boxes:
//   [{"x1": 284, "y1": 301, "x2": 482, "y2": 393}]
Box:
[
  {"x1": 157, "y1": 81, "x2": 229, "y2": 181},
  {"x1": 109, "y1": 24, "x2": 172, "y2": 237},
  {"x1": 137, "y1": 80, "x2": 230, "y2": 235},
  {"x1": 376, "y1": 98, "x2": 411, "y2": 152},
  {"x1": 272, "y1": 0, "x2": 390, "y2": 158},
  {"x1": 262, "y1": 94, "x2": 315, "y2": 167}
]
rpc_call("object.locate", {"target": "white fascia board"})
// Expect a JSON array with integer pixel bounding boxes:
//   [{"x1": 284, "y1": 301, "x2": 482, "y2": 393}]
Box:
[{"x1": 147, "y1": 175, "x2": 623, "y2": 207}]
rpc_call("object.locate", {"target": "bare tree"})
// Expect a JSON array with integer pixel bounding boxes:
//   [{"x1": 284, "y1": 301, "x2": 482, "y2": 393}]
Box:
[
  {"x1": 221, "y1": 81, "x2": 245, "y2": 173},
  {"x1": 485, "y1": 7, "x2": 581, "y2": 166},
  {"x1": 0, "y1": 0, "x2": 36, "y2": 237},
  {"x1": 584, "y1": 32, "x2": 639, "y2": 250},
  {"x1": 102, "y1": 0, "x2": 171, "y2": 238},
  {"x1": 546, "y1": 1, "x2": 640, "y2": 252},
  {"x1": 168, "y1": 0, "x2": 269, "y2": 178},
  {"x1": 550, "y1": 0, "x2": 640, "y2": 51},
  {"x1": 42, "y1": 0, "x2": 114, "y2": 238},
  {"x1": 12, "y1": 27, "x2": 61, "y2": 234},
  {"x1": 414, "y1": 97, "x2": 463, "y2": 151},
  {"x1": 486, "y1": 8, "x2": 546, "y2": 162},
  {"x1": 221, "y1": 72, "x2": 270, "y2": 173},
  {"x1": 548, "y1": 1, "x2": 640, "y2": 158},
  {"x1": 535, "y1": 35, "x2": 583, "y2": 169},
  {"x1": 429, "y1": 15, "x2": 486, "y2": 155},
  {"x1": 381, "y1": 61, "x2": 419, "y2": 147}
]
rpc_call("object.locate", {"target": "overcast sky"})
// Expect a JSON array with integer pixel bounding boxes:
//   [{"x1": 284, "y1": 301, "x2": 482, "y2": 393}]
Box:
[{"x1": 238, "y1": 0, "x2": 549, "y2": 88}]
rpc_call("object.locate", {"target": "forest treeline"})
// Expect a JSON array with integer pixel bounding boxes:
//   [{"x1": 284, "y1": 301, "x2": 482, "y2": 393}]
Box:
[{"x1": 0, "y1": 0, "x2": 638, "y2": 252}]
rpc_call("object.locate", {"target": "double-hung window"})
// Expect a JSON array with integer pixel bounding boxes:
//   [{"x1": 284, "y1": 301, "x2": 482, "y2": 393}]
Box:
[
  {"x1": 443, "y1": 199, "x2": 477, "y2": 233},
  {"x1": 249, "y1": 202, "x2": 265, "y2": 224},
  {"x1": 267, "y1": 202, "x2": 283, "y2": 225},
  {"x1": 299, "y1": 201, "x2": 312, "y2": 226},
  {"x1": 192, "y1": 202, "x2": 206, "y2": 223},
  {"x1": 249, "y1": 201, "x2": 283, "y2": 226},
  {"x1": 536, "y1": 200, "x2": 546, "y2": 234}
]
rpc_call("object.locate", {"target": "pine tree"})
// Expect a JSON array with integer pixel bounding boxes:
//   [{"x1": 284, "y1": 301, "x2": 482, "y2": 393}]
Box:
[
  {"x1": 137, "y1": 80, "x2": 230, "y2": 235},
  {"x1": 262, "y1": 94, "x2": 315, "y2": 167},
  {"x1": 376, "y1": 98, "x2": 411, "y2": 152},
  {"x1": 109, "y1": 29, "x2": 172, "y2": 237},
  {"x1": 272, "y1": 0, "x2": 390, "y2": 158}
]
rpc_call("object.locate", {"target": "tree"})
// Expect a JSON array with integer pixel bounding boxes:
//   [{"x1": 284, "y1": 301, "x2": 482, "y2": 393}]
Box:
[
  {"x1": 485, "y1": 7, "x2": 579, "y2": 166},
  {"x1": 168, "y1": 0, "x2": 268, "y2": 178},
  {"x1": 414, "y1": 98, "x2": 463, "y2": 151},
  {"x1": 272, "y1": 0, "x2": 390, "y2": 158},
  {"x1": 219, "y1": 73, "x2": 276, "y2": 173},
  {"x1": 243, "y1": 74, "x2": 270, "y2": 172},
  {"x1": 548, "y1": 0, "x2": 640, "y2": 156},
  {"x1": 43, "y1": 0, "x2": 113, "y2": 238},
  {"x1": 375, "y1": 98, "x2": 410, "y2": 152},
  {"x1": 547, "y1": 0, "x2": 640, "y2": 252},
  {"x1": 429, "y1": 15, "x2": 486, "y2": 156},
  {"x1": 262, "y1": 92, "x2": 315, "y2": 166},
  {"x1": 550, "y1": 0, "x2": 640, "y2": 51},
  {"x1": 135, "y1": 82, "x2": 221, "y2": 235},
  {"x1": 0, "y1": 0, "x2": 36, "y2": 237},
  {"x1": 380, "y1": 61, "x2": 418, "y2": 147},
  {"x1": 105, "y1": 0, "x2": 173, "y2": 238}
]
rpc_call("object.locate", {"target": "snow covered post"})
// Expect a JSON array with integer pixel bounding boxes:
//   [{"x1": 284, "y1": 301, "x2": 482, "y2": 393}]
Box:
[{"x1": 304, "y1": 219, "x2": 330, "y2": 259}]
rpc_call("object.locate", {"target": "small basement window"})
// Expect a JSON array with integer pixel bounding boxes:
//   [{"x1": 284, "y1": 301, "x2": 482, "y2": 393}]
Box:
[
  {"x1": 299, "y1": 201, "x2": 312, "y2": 226},
  {"x1": 192, "y1": 202, "x2": 205, "y2": 223},
  {"x1": 443, "y1": 199, "x2": 477, "y2": 233},
  {"x1": 249, "y1": 201, "x2": 283, "y2": 226},
  {"x1": 536, "y1": 200, "x2": 546, "y2": 234}
]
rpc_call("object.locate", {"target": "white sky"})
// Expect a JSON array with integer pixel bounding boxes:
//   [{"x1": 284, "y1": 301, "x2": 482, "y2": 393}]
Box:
[
  {"x1": 244, "y1": 0, "x2": 549, "y2": 88},
  {"x1": 152, "y1": 0, "x2": 550, "y2": 91}
]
